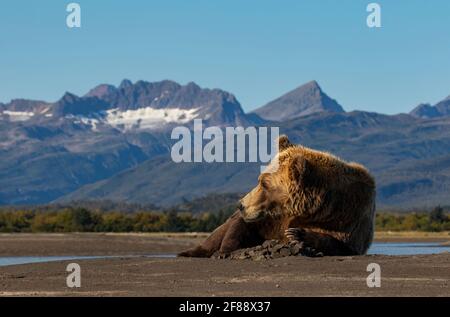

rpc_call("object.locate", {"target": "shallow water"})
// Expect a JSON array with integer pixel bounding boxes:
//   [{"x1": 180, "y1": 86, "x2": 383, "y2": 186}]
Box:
[
  {"x1": 0, "y1": 255, "x2": 107, "y2": 267},
  {"x1": 0, "y1": 243, "x2": 448, "y2": 267},
  {"x1": 367, "y1": 242, "x2": 450, "y2": 256},
  {"x1": 0, "y1": 254, "x2": 175, "y2": 267}
]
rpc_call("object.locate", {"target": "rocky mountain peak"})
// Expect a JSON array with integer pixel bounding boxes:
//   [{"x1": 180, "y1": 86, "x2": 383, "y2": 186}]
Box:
[
  {"x1": 119, "y1": 79, "x2": 133, "y2": 90},
  {"x1": 85, "y1": 84, "x2": 117, "y2": 98},
  {"x1": 60, "y1": 92, "x2": 79, "y2": 103},
  {"x1": 252, "y1": 80, "x2": 344, "y2": 121},
  {"x1": 410, "y1": 96, "x2": 450, "y2": 119}
]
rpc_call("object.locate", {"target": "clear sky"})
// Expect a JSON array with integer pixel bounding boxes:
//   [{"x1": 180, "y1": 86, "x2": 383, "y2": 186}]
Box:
[{"x1": 1, "y1": 0, "x2": 449, "y2": 114}]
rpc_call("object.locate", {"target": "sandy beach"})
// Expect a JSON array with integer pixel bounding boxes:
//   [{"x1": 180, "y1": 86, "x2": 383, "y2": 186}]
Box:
[{"x1": 0, "y1": 233, "x2": 449, "y2": 297}]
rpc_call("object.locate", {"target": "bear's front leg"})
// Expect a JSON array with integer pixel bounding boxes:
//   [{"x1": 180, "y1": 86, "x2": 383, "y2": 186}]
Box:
[
  {"x1": 218, "y1": 213, "x2": 264, "y2": 256},
  {"x1": 285, "y1": 228, "x2": 354, "y2": 256},
  {"x1": 177, "y1": 211, "x2": 240, "y2": 257},
  {"x1": 178, "y1": 210, "x2": 261, "y2": 257}
]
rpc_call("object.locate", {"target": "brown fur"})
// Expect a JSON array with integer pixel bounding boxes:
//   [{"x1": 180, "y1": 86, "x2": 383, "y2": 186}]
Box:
[{"x1": 178, "y1": 135, "x2": 376, "y2": 257}]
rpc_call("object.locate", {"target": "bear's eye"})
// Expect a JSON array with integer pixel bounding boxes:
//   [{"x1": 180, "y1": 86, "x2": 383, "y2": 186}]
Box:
[{"x1": 259, "y1": 177, "x2": 270, "y2": 190}]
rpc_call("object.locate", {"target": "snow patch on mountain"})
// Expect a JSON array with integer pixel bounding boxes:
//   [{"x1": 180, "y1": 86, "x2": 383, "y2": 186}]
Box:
[
  {"x1": 104, "y1": 107, "x2": 200, "y2": 130},
  {"x1": 1, "y1": 105, "x2": 201, "y2": 131},
  {"x1": 1, "y1": 111, "x2": 35, "y2": 122},
  {"x1": 66, "y1": 114, "x2": 101, "y2": 131}
]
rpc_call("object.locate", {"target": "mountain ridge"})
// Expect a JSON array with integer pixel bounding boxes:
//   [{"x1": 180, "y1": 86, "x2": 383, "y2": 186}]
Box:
[
  {"x1": 58, "y1": 110, "x2": 450, "y2": 209},
  {"x1": 1, "y1": 79, "x2": 450, "y2": 208},
  {"x1": 1, "y1": 80, "x2": 261, "y2": 129}
]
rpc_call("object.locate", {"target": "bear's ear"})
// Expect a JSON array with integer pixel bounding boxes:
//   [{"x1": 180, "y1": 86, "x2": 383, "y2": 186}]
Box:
[
  {"x1": 278, "y1": 135, "x2": 294, "y2": 152},
  {"x1": 288, "y1": 156, "x2": 311, "y2": 187}
]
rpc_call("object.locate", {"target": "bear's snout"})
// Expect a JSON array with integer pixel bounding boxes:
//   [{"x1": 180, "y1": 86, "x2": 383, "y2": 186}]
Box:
[
  {"x1": 237, "y1": 202, "x2": 252, "y2": 220},
  {"x1": 240, "y1": 205, "x2": 266, "y2": 223}
]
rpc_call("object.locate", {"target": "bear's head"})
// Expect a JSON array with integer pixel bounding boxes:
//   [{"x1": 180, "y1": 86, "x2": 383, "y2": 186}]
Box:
[{"x1": 239, "y1": 135, "x2": 311, "y2": 222}]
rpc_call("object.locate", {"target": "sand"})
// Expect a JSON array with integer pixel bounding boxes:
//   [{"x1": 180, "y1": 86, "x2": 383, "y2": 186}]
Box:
[{"x1": 0, "y1": 233, "x2": 449, "y2": 297}]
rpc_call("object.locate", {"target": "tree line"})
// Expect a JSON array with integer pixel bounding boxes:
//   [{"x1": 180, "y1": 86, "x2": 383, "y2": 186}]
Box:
[
  {"x1": 0, "y1": 205, "x2": 448, "y2": 233},
  {"x1": 0, "y1": 207, "x2": 235, "y2": 233},
  {"x1": 375, "y1": 206, "x2": 450, "y2": 232}
]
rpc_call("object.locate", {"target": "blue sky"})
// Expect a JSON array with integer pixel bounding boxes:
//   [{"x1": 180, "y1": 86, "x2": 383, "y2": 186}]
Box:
[{"x1": 0, "y1": 0, "x2": 449, "y2": 114}]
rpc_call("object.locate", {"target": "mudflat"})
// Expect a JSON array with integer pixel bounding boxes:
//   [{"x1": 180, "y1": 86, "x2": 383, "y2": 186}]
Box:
[
  {"x1": 0, "y1": 233, "x2": 449, "y2": 297},
  {"x1": 0, "y1": 232, "x2": 206, "y2": 256}
]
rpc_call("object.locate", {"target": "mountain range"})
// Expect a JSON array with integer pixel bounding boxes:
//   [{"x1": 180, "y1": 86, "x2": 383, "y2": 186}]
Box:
[{"x1": 1, "y1": 79, "x2": 450, "y2": 209}]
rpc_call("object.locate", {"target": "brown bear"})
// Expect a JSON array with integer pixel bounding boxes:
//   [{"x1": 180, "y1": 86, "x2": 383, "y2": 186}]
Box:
[{"x1": 178, "y1": 135, "x2": 376, "y2": 257}]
